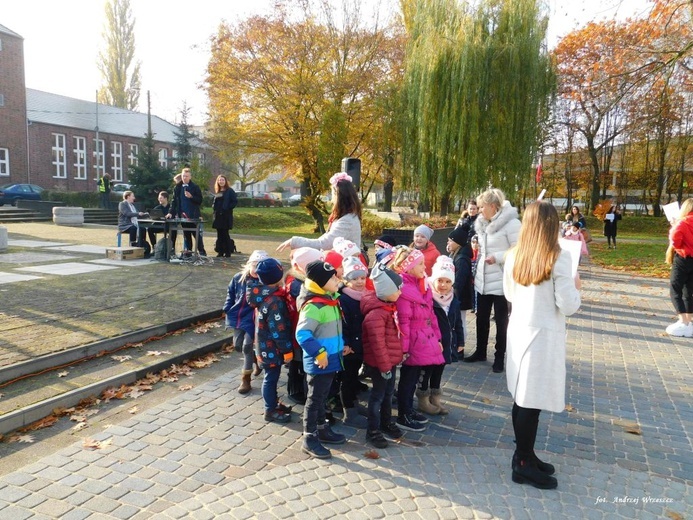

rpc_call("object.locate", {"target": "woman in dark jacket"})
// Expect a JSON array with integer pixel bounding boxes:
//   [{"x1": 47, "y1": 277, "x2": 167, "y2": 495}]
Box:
[
  {"x1": 566, "y1": 205, "x2": 587, "y2": 229},
  {"x1": 603, "y1": 203, "x2": 622, "y2": 249},
  {"x1": 212, "y1": 175, "x2": 238, "y2": 257}
]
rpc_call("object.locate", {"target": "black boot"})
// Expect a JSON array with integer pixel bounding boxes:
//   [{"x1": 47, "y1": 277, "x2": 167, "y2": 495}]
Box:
[
  {"x1": 463, "y1": 351, "x2": 487, "y2": 363},
  {"x1": 512, "y1": 451, "x2": 555, "y2": 475},
  {"x1": 512, "y1": 455, "x2": 558, "y2": 489}
]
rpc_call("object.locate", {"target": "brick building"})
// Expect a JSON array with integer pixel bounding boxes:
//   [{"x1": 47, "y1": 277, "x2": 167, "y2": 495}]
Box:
[{"x1": 0, "y1": 23, "x2": 218, "y2": 192}]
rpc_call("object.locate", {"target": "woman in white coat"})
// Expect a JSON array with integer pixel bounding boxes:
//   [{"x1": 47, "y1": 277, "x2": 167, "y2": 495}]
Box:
[
  {"x1": 464, "y1": 188, "x2": 521, "y2": 373},
  {"x1": 503, "y1": 201, "x2": 581, "y2": 490},
  {"x1": 277, "y1": 172, "x2": 362, "y2": 254}
]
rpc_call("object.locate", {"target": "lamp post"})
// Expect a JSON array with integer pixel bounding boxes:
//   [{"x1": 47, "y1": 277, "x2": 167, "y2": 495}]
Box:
[{"x1": 95, "y1": 89, "x2": 100, "y2": 180}]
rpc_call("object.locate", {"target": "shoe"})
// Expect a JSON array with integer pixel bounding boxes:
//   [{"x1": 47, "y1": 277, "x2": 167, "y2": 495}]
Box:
[
  {"x1": 216, "y1": 253, "x2": 224, "y2": 258},
  {"x1": 416, "y1": 389, "x2": 440, "y2": 415},
  {"x1": 409, "y1": 410, "x2": 429, "y2": 424},
  {"x1": 667, "y1": 321, "x2": 693, "y2": 337},
  {"x1": 264, "y1": 409, "x2": 291, "y2": 423},
  {"x1": 276, "y1": 402, "x2": 293, "y2": 413},
  {"x1": 492, "y1": 360, "x2": 504, "y2": 373},
  {"x1": 512, "y1": 458, "x2": 558, "y2": 489},
  {"x1": 511, "y1": 452, "x2": 555, "y2": 475},
  {"x1": 302, "y1": 433, "x2": 331, "y2": 459},
  {"x1": 380, "y1": 421, "x2": 403, "y2": 439},
  {"x1": 463, "y1": 352, "x2": 487, "y2": 363},
  {"x1": 253, "y1": 364, "x2": 263, "y2": 377},
  {"x1": 238, "y1": 370, "x2": 252, "y2": 394},
  {"x1": 199, "y1": 250, "x2": 208, "y2": 257},
  {"x1": 666, "y1": 319, "x2": 683, "y2": 334},
  {"x1": 317, "y1": 424, "x2": 346, "y2": 444},
  {"x1": 396, "y1": 414, "x2": 425, "y2": 432},
  {"x1": 429, "y1": 389, "x2": 449, "y2": 415},
  {"x1": 366, "y1": 430, "x2": 388, "y2": 449}
]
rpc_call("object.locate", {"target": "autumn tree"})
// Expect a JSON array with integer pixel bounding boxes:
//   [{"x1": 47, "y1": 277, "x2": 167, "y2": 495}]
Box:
[
  {"x1": 205, "y1": 0, "x2": 402, "y2": 232},
  {"x1": 401, "y1": 0, "x2": 553, "y2": 214},
  {"x1": 98, "y1": 0, "x2": 141, "y2": 110}
]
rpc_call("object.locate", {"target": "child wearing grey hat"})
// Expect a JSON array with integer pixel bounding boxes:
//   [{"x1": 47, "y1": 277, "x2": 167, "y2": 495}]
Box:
[{"x1": 411, "y1": 224, "x2": 441, "y2": 276}]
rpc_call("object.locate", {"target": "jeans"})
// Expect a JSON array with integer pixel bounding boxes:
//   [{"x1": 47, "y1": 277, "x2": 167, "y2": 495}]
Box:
[
  {"x1": 339, "y1": 355, "x2": 363, "y2": 409},
  {"x1": 397, "y1": 364, "x2": 421, "y2": 418},
  {"x1": 262, "y1": 365, "x2": 282, "y2": 412},
  {"x1": 233, "y1": 329, "x2": 255, "y2": 371},
  {"x1": 670, "y1": 254, "x2": 693, "y2": 314},
  {"x1": 304, "y1": 373, "x2": 335, "y2": 433},
  {"x1": 365, "y1": 364, "x2": 396, "y2": 431},
  {"x1": 476, "y1": 293, "x2": 509, "y2": 361}
]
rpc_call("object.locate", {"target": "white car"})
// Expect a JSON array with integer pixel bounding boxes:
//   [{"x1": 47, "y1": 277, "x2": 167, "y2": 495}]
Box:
[{"x1": 111, "y1": 183, "x2": 133, "y2": 193}]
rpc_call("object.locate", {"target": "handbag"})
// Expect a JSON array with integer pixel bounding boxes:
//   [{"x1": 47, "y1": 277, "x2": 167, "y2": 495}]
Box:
[{"x1": 581, "y1": 228, "x2": 593, "y2": 243}]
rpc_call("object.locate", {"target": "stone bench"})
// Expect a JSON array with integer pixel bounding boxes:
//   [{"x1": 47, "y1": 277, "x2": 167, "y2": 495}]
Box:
[
  {"x1": 53, "y1": 207, "x2": 84, "y2": 227},
  {"x1": 0, "y1": 226, "x2": 7, "y2": 252}
]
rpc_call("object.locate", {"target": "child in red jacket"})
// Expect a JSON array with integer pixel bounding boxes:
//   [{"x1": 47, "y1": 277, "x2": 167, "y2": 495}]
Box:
[{"x1": 361, "y1": 264, "x2": 404, "y2": 449}]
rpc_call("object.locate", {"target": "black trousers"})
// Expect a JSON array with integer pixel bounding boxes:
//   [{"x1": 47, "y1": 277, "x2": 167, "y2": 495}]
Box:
[
  {"x1": 419, "y1": 364, "x2": 444, "y2": 391},
  {"x1": 476, "y1": 293, "x2": 509, "y2": 361},
  {"x1": 397, "y1": 364, "x2": 421, "y2": 418},
  {"x1": 670, "y1": 254, "x2": 693, "y2": 314},
  {"x1": 339, "y1": 355, "x2": 363, "y2": 409}
]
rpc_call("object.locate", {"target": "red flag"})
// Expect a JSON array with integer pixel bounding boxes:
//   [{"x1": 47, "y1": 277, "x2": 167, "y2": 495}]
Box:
[{"x1": 535, "y1": 163, "x2": 543, "y2": 184}]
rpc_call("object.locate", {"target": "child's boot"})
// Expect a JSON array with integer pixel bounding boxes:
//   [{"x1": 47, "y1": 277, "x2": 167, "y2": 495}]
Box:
[
  {"x1": 302, "y1": 432, "x2": 331, "y2": 459},
  {"x1": 430, "y1": 388, "x2": 449, "y2": 415},
  {"x1": 416, "y1": 389, "x2": 440, "y2": 415},
  {"x1": 238, "y1": 369, "x2": 252, "y2": 394}
]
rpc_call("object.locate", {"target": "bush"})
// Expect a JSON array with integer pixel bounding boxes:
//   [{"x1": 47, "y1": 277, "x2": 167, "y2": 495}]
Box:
[
  {"x1": 399, "y1": 213, "x2": 458, "y2": 229},
  {"x1": 362, "y1": 212, "x2": 398, "y2": 239},
  {"x1": 41, "y1": 190, "x2": 100, "y2": 208}
]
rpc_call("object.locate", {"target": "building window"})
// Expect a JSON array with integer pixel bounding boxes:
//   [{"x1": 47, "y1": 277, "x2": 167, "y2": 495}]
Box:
[
  {"x1": 128, "y1": 143, "x2": 139, "y2": 166},
  {"x1": 111, "y1": 141, "x2": 123, "y2": 181},
  {"x1": 0, "y1": 148, "x2": 9, "y2": 176},
  {"x1": 73, "y1": 136, "x2": 87, "y2": 179},
  {"x1": 158, "y1": 148, "x2": 168, "y2": 168},
  {"x1": 0, "y1": 94, "x2": 4, "y2": 107},
  {"x1": 52, "y1": 133, "x2": 67, "y2": 178},
  {"x1": 197, "y1": 152, "x2": 205, "y2": 166},
  {"x1": 93, "y1": 138, "x2": 105, "y2": 178}
]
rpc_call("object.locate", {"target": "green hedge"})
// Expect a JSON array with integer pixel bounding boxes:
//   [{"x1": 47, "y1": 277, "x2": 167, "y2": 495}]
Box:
[{"x1": 41, "y1": 190, "x2": 103, "y2": 208}]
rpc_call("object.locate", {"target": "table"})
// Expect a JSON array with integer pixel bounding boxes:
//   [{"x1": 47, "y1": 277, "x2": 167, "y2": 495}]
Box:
[{"x1": 137, "y1": 218, "x2": 204, "y2": 260}]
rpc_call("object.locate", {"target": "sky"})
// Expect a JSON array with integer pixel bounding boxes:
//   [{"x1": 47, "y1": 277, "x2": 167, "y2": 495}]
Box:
[{"x1": 2, "y1": 0, "x2": 653, "y2": 127}]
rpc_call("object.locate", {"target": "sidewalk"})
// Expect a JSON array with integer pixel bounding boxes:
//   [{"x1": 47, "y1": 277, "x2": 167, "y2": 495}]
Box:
[{"x1": 0, "y1": 225, "x2": 690, "y2": 518}]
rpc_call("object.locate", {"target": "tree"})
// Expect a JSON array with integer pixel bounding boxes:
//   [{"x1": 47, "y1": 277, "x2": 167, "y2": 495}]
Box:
[
  {"x1": 173, "y1": 105, "x2": 196, "y2": 169},
  {"x1": 401, "y1": 0, "x2": 553, "y2": 215},
  {"x1": 98, "y1": 0, "x2": 141, "y2": 110},
  {"x1": 128, "y1": 132, "x2": 173, "y2": 209},
  {"x1": 205, "y1": 0, "x2": 402, "y2": 231}
]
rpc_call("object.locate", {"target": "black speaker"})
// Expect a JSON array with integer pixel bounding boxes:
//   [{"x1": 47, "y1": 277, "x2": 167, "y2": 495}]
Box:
[{"x1": 341, "y1": 157, "x2": 361, "y2": 191}]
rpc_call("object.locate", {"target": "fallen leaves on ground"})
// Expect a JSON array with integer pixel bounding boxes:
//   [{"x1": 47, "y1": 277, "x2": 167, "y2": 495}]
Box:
[
  {"x1": 565, "y1": 404, "x2": 576, "y2": 412},
  {"x1": 666, "y1": 511, "x2": 684, "y2": 520},
  {"x1": 128, "y1": 406, "x2": 138, "y2": 414},
  {"x1": 194, "y1": 322, "x2": 222, "y2": 334},
  {"x1": 72, "y1": 422, "x2": 88, "y2": 432},
  {"x1": 8, "y1": 434, "x2": 35, "y2": 443},
  {"x1": 364, "y1": 450, "x2": 380, "y2": 459},
  {"x1": 624, "y1": 424, "x2": 642, "y2": 435},
  {"x1": 146, "y1": 350, "x2": 172, "y2": 356},
  {"x1": 112, "y1": 355, "x2": 133, "y2": 362},
  {"x1": 178, "y1": 384, "x2": 193, "y2": 391},
  {"x1": 83, "y1": 437, "x2": 112, "y2": 450},
  {"x1": 57, "y1": 371, "x2": 69, "y2": 378}
]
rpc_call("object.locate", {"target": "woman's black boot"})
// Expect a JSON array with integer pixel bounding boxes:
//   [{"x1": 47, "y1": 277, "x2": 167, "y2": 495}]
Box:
[{"x1": 512, "y1": 455, "x2": 558, "y2": 489}]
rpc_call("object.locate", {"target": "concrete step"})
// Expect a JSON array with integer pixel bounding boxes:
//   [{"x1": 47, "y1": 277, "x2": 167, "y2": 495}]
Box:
[
  {"x1": 0, "y1": 311, "x2": 232, "y2": 436},
  {"x1": 83, "y1": 209, "x2": 118, "y2": 225}
]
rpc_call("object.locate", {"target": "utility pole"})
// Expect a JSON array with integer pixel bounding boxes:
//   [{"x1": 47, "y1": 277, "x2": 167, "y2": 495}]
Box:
[
  {"x1": 95, "y1": 89, "x2": 100, "y2": 180},
  {"x1": 147, "y1": 90, "x2": 151, "y2": 135}
]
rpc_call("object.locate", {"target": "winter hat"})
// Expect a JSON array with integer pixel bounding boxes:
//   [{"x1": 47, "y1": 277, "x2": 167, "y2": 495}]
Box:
[
  {"x1": 448, "y1": 226, "x2": 469, "y2": 246},
  {"x1": 375, "y1": 247, "x2": 395, "y2": 265},
  {"x1": 370, "y1": 264, "x2": 403, "y2": 299},
  {"x1": 290, "y1": 247, "x2": 324, "y2": 273},
  {"x1": 255, "y1": 258, "x2": 284, "y2": 285},
  {"x1": 333, "y1": 237, "x2": 361, "y2": 258},
  {"x1": 306, "y1": 260, "x2": 338, "y2": 288},
  {"x1": 374, "y1": 234, "x2": 398, "y2": 249},
  {"x1": 342, "y1": 256, "x2": 368, "y2": 281},
  {"x1": 324, "y1": 250, "x2": 344, "y2": 269},
  {"x1": 248, "y1": 250, "x2": 270, "y2": 264},
  {"x1": 400, "y1": 248, "x2": 424, "y2": 273},
  {"x1": 430, "y1": 258, "x2": 456, "y2": 285},
  {"x1": 414, "y1": 225, "x2": 434, "y2": 241}
]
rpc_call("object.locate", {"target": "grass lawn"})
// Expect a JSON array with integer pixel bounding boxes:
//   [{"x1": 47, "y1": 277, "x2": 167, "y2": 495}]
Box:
[
  {"x1": 585, "y1": 215, "x2": 670, "y2": 278},
  {"x1": 202, "y1": 206, "x2": 317, "y2": 238}
]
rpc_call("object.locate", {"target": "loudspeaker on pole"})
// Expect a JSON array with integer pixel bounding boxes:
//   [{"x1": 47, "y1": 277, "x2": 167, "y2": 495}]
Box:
[{"x1": 341, "y1": 157, "x2": 361, "y2": 191}]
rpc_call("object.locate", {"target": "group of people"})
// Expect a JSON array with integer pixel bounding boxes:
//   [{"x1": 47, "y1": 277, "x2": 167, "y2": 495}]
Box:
[
  {"x1": 222, "y1": 176, "x2": 582, "y2": 491},
  {"x1": 117, "y1": 167, "x2": 239, "y2": 258}
]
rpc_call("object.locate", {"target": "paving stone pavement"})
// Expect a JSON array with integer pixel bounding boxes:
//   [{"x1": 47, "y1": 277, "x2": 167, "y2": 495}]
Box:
[{"x1": 0, "y1": 225, "x2": 690, "y2": 518}]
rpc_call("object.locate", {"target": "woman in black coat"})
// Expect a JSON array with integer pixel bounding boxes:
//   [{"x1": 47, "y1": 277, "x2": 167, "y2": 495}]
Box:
[
  {"x1": 603, "y1": 204, "x2": 622, "y2": 249},
  {"x1": 212, "y1": 175, "x2": 238, "y2": 257}
]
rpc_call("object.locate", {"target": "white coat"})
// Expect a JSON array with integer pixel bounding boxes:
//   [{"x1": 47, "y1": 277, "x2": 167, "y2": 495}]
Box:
[
  {"x1": 474, "y1": 201, "x2": 521, "y2": 296},
  {"x1": 290, "y1": 212, "x2": 362, "y2": 251},
  {"x1": 503, "y1": 249, "x2": 581, "y2": 413}
]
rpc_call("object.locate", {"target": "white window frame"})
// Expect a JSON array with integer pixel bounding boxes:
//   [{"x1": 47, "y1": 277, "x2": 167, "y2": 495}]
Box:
[
  {"x1": 0, "y1": 148, "x2": 9, "y2": 176},
  {"x1": 93, "y1": 138, "x2": 105, "y2": 178},
  {"x1": 111, "y1": 141, "x2": 123, "y2": 181},
  {"x1": 0, "y1": 94, "x2": 5, "y2": 107},
  {"x1": 128, "y1": 143, "x2": 139, "y2": 166},
  {"x1": 52, "y1": 133, "x2": 67, "y2": 178},
  {"x1": 197, "y1": 152, "x2": 205, "y2": 166},
  {"x1": 158, "y1": 148, "x2": 168, "y2": 168},
  {"x1": 73, "y1": 136, "x2": 87, "y2": 180}
]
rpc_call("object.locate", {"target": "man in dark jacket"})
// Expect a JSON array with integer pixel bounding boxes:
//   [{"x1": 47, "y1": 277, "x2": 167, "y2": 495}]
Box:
[{"x1": 167, "y1": 167, "x2": 207, "y2": 255}]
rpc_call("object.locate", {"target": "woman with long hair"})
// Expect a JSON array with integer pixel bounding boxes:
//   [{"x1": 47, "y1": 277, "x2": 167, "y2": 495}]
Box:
[
  {"x1": 503, "y1": 201, "x2": 581, "y2": 490},
  {"x1": 665, "y1": 198, "x2": 693, "y2": 337},
  {"x1": 212, "y1": 175, "x2": 238, "y2": 257},
  {"x1": 464, "y1": 188, "x2": 521, "y2": 373},
  {"x1": 565, "y1": 205, "x2": 586, "y2": 229},
  {"x1": 277, "y1": 172, "x2": 362, "y2": 253}
]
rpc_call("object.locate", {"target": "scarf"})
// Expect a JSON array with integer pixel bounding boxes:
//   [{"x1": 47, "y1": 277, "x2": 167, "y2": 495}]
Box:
[
  {"x1": 341, "y1": 286, "x2": 364, "y2": 301},
  {"x1": 432, "y1": 290, "x2": 453, "y2": 313}
]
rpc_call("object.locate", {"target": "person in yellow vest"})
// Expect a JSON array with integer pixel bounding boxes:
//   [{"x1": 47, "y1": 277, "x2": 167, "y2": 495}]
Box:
[{"x1": 98, "y1": 173, "x2": 112, "y2": 209}]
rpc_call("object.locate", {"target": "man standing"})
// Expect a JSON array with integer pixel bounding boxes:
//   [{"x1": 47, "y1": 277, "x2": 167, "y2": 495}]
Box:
[
  {"x1": 167, "y1": 167, "x2": 207, "y2": 256},
  {"x1": 98, "y1": 173, "x2": 112, "y2": 209}
]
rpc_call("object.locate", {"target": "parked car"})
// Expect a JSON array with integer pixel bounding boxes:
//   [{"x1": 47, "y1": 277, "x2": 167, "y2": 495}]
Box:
[
  {"x1": 0, "y1": 183, "x2": 44, "y2": 206},
  {"x1": 286, "y1": 194, "x2": 303, "y2": 206},
  {"x1": 111, "y1": 183, "x2": 132, "y2": 193},
  {"x1": 253, "y1": 193, "x2": 283, "y2": 207}
]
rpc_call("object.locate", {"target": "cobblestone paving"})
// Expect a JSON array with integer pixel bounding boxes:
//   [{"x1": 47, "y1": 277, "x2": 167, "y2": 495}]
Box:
[{"x1": 0, "y1": 226, "x2": 690, "y2": 518}]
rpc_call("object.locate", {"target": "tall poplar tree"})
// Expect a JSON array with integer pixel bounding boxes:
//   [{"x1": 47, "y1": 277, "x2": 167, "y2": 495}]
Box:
[
  {"x1": 402, "y1": 0, "x2": 553, "y2": 213},
  {"x1": 98, "y1": 0, "x2": 141, "y2": 110}
]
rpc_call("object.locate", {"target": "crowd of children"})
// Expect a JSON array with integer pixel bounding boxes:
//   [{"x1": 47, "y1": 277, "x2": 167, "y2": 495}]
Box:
[{"x1": 222, "y1": 225, "x2": 476, "y2": 459}]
